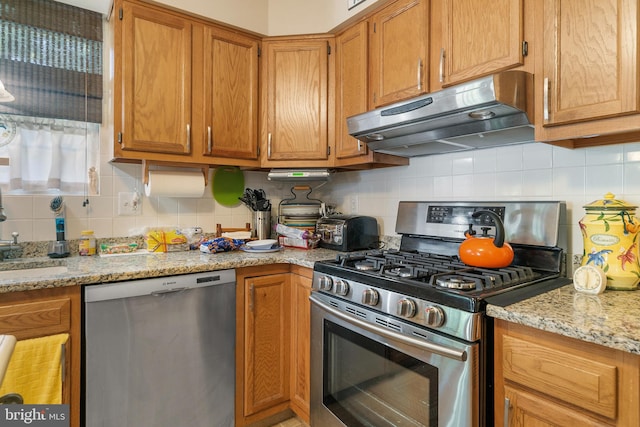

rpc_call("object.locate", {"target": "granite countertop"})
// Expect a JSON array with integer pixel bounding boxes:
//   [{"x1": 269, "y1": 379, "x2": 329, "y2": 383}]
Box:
[
  {"x1": 4, "y1": 245, "x2": 640, "y2": 357},
  {"x1": 487, "y1": 284, "x2": 640, "y2": 355},
  {"x1": 0, "y1": 247, "x2": 339, "y2": 293}
]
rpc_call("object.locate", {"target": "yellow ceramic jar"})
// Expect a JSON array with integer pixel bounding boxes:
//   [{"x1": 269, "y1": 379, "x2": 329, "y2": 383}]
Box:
[{"x1": 579, "y1": 192, "x2": 640, "y2": 290}]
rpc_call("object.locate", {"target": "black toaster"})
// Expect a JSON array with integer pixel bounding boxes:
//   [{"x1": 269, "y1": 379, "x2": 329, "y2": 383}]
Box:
[{"x1": 316, "y1": 215, "x2": 379, "y2": 251}]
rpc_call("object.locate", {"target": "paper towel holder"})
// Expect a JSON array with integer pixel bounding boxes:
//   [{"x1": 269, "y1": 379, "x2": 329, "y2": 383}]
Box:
[{"x1": 142, "y1": 160, "x2": 209, "y2": 186}]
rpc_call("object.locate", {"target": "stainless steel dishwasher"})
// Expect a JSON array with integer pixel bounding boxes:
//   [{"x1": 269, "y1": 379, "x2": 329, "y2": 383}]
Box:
[{"x1": 84, "y1": 269, "x2": 235, "y2": 427}]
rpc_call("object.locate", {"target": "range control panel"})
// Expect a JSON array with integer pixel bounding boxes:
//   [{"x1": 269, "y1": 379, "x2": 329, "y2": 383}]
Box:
[{"x1": 426, "y1": 205, "x2": 506, "y2": 225}]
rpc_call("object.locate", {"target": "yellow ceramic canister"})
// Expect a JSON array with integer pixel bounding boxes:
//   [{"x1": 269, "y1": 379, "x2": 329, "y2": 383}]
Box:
[{"x1": 579, "y1": 192, "x2": 640, "y2": 290}]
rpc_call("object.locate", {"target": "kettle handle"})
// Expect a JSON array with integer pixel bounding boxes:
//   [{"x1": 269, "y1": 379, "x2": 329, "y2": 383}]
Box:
[{"x1": 472, "y1": 210, "x2": 506, "y2": 248}]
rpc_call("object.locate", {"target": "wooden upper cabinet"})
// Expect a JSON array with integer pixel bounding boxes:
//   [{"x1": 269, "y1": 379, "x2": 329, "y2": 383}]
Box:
[
  {"x1": 369, "y1": 0, "x2": 429, "y2": 108},
  {"x1": 540, "y1": 0, "x2": 639, "y2": 127},
  {"x1": 261, "y1": 37, "x2": 333, "y2": 166},
  {"x1": 437, "y1": 0, "x2": 525, "y2": 87},
  {"x1": 335, "y1": 21, "x2": 369, "y2": 160},
  {"x1": 199, "y1": 25, "x2": 259, "y2": 160},
  {"x1": 116, "y1": 1, "x2": 192, "y2": 156}
]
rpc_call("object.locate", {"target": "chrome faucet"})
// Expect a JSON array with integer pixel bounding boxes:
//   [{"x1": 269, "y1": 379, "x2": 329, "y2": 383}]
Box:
[
  {"x1": 0, "y1": 188, "x2": 6, "y2": 222},
  {"x1": 0, "y1": 232, "x2": 19, "y2": 260},
  {"x1": 0, "y1": 189, "x2": 19, "y2": 259}
]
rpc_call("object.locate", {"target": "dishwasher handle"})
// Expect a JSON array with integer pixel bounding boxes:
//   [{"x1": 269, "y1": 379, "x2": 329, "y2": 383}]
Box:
[
  {"x1": 151, "y1": 287, "x2": 188, "y2": 296},
  {"x1": 85, "y1": 270, "x2": 236, "y2": 302}
]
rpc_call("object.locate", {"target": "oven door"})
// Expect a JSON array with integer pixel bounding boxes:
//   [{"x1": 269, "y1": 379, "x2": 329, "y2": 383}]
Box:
[{"x1": 310, "y1": 293, "x2": 481, "y2": 427}]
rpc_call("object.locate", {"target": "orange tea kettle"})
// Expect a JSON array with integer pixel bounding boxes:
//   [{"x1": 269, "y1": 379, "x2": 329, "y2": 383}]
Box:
[{"x1": 458, "y1": 210, "x2": 514, "y2": 269}]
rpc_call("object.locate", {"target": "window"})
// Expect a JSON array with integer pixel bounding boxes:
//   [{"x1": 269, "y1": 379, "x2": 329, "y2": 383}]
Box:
[{"x1": 0, "y1": 0, "x2": 103, "y2": 195}]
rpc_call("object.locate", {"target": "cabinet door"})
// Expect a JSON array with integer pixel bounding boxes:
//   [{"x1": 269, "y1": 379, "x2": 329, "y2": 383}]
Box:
[
  {"x1": 262, "y1": 38, "x2": 331, "y2": 164},
  {"x1": 290, "y1": 271, "x2": 312, "y2": 423},
  {"x1": 0, "y1": 287, "x2": 80, "y2": 427},
  {"x1": 116, "y1": 2, "x2": 192, "y2": 156},
  {"x1": 504, "y1": 386, "x2": 607, "y2": 427},
  {"x1": 201, "y1": 26, "x2": 259, "y2": 160},
  {"x1": 369, "y1": 0, "x2": 429, "y2": 108},
  {"x1": 336, "y1": 22, "x2": 369, "y2": 160},
  {"x1": 439, "y1": 0, "x2": 524, "y2": 86},
  {"x1": 541, "y1": 0, "x2": 639, "y2": 126},
  {"x1": 244, "y1": 273, "x2": 291, "y2": 416}
]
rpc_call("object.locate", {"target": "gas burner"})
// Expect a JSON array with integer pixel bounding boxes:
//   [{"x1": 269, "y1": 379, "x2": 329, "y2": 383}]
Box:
[
  {"x1": 354, "y1": 260, "x2": 377, "y2": 271},
  {"x1": 385, "y1": 267, "x2": 414, "y2": 278},
  {"x1": 435, "y1": 275, "x2": 478, "y2": 290}
]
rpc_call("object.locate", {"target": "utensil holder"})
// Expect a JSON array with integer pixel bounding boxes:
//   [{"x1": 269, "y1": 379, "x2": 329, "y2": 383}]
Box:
[{"x1": 253, "y1": 210, "x2": 271, "y2": 240}]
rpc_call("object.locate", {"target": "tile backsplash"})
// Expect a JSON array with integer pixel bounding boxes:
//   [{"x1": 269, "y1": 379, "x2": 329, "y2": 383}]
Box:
[{"x1": 2, "y1": 139, "x2": 640, "y2": 273}]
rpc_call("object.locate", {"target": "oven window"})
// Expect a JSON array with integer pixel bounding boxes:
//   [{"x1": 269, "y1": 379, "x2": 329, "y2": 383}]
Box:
[{"x1": 323, "y1": 320, "x2": 438, "y2": 427}]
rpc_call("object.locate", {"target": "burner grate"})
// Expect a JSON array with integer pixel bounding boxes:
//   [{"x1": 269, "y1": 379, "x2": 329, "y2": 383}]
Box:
[{"x1": 325, "y1": 248, "x2": 547, "y2": 299}]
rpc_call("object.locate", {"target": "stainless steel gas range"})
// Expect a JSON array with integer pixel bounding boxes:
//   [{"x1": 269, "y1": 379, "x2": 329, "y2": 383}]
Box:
[{"x1": 310, "y1": 201, "x2": 569, "y2": 427}]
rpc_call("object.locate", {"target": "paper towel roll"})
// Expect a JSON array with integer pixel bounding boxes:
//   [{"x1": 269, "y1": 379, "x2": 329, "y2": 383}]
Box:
[{"x1": 144, "y1": 170, "x2": 205, "y2": 198}]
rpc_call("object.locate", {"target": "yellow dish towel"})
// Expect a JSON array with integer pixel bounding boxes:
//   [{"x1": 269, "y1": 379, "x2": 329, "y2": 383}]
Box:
[{"x1": 0, "y1": 333, "x2": 68, "y2": 404}]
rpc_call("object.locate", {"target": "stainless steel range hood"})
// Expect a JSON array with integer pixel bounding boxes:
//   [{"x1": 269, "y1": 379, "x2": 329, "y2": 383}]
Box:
[{"x1": 347, "y1": 70, "x2": 534, "y2": 157}]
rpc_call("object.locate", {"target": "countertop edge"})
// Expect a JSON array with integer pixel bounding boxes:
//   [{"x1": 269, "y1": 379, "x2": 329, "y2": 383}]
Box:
[
  {"x1": 0, "y1": 248, "x2": 330, "y2": 294},
  {"x1": 487, "y1": 284, "x2": 640, "y2": 355}
]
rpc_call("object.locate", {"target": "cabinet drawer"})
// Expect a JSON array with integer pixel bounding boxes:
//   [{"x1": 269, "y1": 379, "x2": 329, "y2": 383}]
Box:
[
  {"x1": 502, "y1": 334, "x2": 617, "y2": 418},
  {"x1": 0, "y1": 298, "x2": 71, "y2": 340}
]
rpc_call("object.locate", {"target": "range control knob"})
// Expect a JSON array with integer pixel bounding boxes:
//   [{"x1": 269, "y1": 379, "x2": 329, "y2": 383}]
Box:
[
  {"x1": 318, "y1": 276, "x2": 333, "y2": 291},
  {"x1": 396, "y1": 299, "x2": 417, "y2": 318},
  {"x1": 334, "y1": 280, "x2": 350, "y2": 296},
  {"x1": 424, "y1": 306, "x2": 445, "y2": 327},
  {"x1": 361, "y1": 289, "x2": 379, "y2": 306}
]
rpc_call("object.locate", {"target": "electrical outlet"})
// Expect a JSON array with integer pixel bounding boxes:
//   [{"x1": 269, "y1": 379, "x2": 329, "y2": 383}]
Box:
[
  {"x1": 118, "y1": 192, "x2": 140, "y2": 216},
  {"x1": 350, "y1": 195, "x2": 359, "y2": 214}
]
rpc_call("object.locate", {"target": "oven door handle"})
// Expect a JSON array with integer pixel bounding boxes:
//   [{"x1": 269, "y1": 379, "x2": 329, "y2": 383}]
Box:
[{"x1": 311, "y1": 295, "x2": 467, "y2": 362}]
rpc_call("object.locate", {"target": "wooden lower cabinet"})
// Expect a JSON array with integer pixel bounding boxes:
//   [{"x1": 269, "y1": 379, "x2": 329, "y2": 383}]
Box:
[
  {"x1": 0, "y1": 286, "x2": 81, "y2": 427},
  {"x1": 494, "y1": 319, "x2": 640, "y2": 426},
  {"x1": 289, "y1": 266, "x2": 312, "y2": 423},
  {"x1": 236, "y1": 264, "x2": 312, "y2": 426}
]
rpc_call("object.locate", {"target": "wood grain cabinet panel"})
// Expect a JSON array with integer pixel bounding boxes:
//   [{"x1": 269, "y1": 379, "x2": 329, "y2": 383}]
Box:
[
  {"x1": 335, "y1": 21, "x2": 369, "y2": 160},
  {"x1": 0, "y1": 298, "x2": 70, "y2": 339},
  {"x1": 116, "y1": 1, "x2": 192, "y2": 156},
  {"x1": 198, "y1": 25, "x2": 259, "y2": 161},
  {"x1": 502, "y1": 334, "x2": 617, "y2": 418},
  {"x1": 261, "y1": 37, "x2": 333, "y2": 167},
  {"x1": 369, "y1": 0, "x2": 429, "y2": 108},
  {"x1": 495, "y1": 319, "x2": 640, "y2": 427},
  {"x1": 0, "y1": 286, "x2": 81, "y2": 427},
  {"x1": 437, "y1": 0, "x2": 525, "y2": 87},
  {"x1": 113, "y1": 0, "x2": 261, "y2": 167},
  {"x1": 289, "y1": 269, "x2": 312, "y2": 423},
  {"x1": 534, "y1": 0, "x2": 640, "y2": 146}
]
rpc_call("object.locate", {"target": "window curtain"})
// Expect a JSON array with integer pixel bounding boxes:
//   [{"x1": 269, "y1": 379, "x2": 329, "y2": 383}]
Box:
[
  {"x1": 0, "y1": 0, "x2": 103, "y2": 123},
  {"x1": 0, "y1": 116, "x2": 99, "y2": 194}
]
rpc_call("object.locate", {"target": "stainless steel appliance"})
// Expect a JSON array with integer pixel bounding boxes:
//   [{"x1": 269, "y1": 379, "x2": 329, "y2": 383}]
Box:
[
  {"x1": 84, "y1": 270, "x2": 236, "y2": 427},
  {"x1": 346, "y1": 70, "x2": 534, "y2": 157},
  {"x1": 311, "y1": 201, "x2": 569, "y2": 427},
  {"x1": 317, "y1": 215, "x2": 379, "y2": 251}
]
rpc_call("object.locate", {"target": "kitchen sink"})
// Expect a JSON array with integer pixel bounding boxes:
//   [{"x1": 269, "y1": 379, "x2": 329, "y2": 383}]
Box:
[{"x1": 0, "y1": 264, "x2": 68, "y2": 280}]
